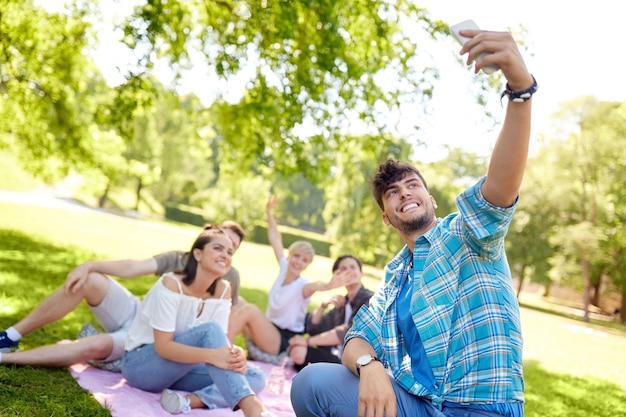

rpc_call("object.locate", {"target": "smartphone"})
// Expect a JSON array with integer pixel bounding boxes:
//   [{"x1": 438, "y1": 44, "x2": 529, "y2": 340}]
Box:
[{"x1": 450, "y1": 19, "x2": 499, "y2": 74}]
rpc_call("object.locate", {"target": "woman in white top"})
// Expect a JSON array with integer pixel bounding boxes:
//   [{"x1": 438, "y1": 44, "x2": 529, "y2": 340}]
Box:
[
  {"x1": 121, "y1": 229, "x2": 273, "y2": 417},
  {"x1": 228, "y1": 196, "x2": 352, "y2": 358}
]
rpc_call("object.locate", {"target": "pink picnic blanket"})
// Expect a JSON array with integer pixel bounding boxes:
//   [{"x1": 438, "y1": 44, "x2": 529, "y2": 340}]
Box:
[{"x1": 69, "y1": 361, "x2": 297, "y2": 417}]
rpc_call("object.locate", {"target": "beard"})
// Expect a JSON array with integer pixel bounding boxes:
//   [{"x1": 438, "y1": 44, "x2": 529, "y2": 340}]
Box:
[{"x1": 387, "y1": 204, "x2": 435, "y2": 234}]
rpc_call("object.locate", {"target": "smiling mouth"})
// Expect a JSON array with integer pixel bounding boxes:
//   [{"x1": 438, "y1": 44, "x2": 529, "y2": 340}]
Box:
[{"x1": 400, "y1": 202, "x2": 419, "y2": 212}]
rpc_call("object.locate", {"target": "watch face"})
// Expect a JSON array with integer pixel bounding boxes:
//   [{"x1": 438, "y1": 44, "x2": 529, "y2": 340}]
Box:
[{"x1": 357, "y1": 355, "x2": 374, "y2": 366}]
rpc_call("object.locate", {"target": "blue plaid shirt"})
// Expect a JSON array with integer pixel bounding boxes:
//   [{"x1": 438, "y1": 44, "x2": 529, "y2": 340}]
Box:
[{"x1": 346, "y1": 177, "x2": 524, "y2": 408}]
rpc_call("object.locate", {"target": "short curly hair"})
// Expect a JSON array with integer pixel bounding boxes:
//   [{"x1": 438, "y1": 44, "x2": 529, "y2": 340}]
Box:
[{"x1": 371, "y1": 159, "x2": 428, "y2": 211}]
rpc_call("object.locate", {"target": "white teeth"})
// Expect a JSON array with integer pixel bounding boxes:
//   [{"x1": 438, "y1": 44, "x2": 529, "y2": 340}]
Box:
[{"x1": 402, "y1": 203, "x2": 418, "y2": 212}]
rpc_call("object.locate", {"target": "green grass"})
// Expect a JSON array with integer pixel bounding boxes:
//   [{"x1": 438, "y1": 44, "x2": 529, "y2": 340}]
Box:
[{"x1": 1, "y1": 200, "x2": 626, "y2": 416}]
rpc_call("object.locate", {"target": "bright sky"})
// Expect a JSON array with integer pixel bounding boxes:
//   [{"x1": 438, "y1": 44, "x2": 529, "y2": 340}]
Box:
[
  {"x1": 62, "y1": 0, "x2": 626, "y2": 160},
  {"x1": 413, "y1": 0, "x2": 626, "y2": 158}
]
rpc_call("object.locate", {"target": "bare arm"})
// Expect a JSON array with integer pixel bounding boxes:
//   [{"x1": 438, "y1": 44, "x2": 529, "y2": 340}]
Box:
[
  {"x1": 266, "y1": 195, "x2": 285, "y2": 261},
  {"x1": 64, "y1": 258, "x2": 158, "y2": 294},
  {"x1": 458, "y1": 28, "x2": 534, "y2": 207},
  {"x1": 302, "y1": 267, "x2": 359, "y2": 299}
]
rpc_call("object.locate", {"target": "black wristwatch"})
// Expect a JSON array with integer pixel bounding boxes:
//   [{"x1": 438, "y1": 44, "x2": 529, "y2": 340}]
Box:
[{"x1": 356, "y1": 354, "x2": 381, "y2": 376}]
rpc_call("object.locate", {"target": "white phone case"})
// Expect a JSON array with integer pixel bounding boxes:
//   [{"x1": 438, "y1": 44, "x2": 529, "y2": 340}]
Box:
[{"x1": 450, "y1": 20, "x2": 499, "y2": 74}]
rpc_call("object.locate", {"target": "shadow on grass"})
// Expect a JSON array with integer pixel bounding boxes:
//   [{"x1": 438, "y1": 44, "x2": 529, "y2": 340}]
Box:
[
  {"x1": 0, "y1": 228, "x2": 98, "y2": 337},
  {"x1": 524, "y1": 360, "x2": 626, "y2": 417},
  {"x1": 0, "y1": 228, "x2": 158, "y2": 347},
  {"x1": 0, "y1": 365, "x2": 111, "y2": 416}
]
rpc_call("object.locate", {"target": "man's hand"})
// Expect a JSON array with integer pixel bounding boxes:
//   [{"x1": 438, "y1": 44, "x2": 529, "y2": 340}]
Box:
[
  {"x1": 64, "y1": 262, "x2": 92, "y2": 294},
  {"x1": 458, "y1": 29, "x2": 533, "y2": 89},
  {"x1": 358, "y1": 363, "x2": 397, "y2": 417}
]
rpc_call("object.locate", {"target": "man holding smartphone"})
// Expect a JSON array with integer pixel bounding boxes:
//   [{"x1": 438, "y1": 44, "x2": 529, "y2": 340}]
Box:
[{"x1": 290, "y1": 26, "x2": 535, "y2": 417}]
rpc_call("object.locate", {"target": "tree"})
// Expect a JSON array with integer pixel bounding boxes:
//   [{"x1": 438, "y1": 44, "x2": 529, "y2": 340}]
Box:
[
  {"x1": 121, "y1": 0, "x2": 450, "y2": 181},
  {"x1": 0, "y1": 0, "x2": 97, "y2": 179},
  {"x1": 540, "y1": 97, "x2": 625, "y2": 321}
]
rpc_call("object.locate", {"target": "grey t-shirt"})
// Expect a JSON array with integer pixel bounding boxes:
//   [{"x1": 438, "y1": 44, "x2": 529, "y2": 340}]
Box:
[{"x1": 152, "y1": 251, "x2": 240, "y2": 305}]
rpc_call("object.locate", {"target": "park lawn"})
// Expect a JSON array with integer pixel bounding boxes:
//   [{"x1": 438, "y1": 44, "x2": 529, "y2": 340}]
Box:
[{"x1": 1, "y1": 200, "x2": 626, "y2": 416}]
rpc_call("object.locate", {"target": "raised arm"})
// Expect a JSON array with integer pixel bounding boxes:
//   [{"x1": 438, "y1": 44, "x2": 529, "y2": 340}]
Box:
[
  {"x1": 64, "y1": 258, "x2": 158, "y2": 294},
  {"x1": 301, "y1": 266, "x2": 360, "y2": 299},
  {"x1": 458, "y1": 28, "x2": 535, "y2": 207},
  {"x1": 266, "y1": 195, "x2": 285, "y2": 262}
]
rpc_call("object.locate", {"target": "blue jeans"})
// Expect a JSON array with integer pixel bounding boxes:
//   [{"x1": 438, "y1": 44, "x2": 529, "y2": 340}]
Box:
[
  {"x1": 122, "y1": 322, "x2": 266, "y2": 410},
  {"x1": 290, "y1": 363, "x2": 505, "y2": 417}
]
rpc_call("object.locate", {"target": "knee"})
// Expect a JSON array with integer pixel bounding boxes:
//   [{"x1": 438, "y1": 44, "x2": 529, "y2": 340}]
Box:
[
  {"x1": 82, "y1": 273, "x2": 110, "y2": 305},
  {"x1": 180, "y1": 322, "x2": 228, "y2": 347},
  {"x1": 246, "y1": 366, "x2": 267, "y2": 393},
  {"x1": 79, "y1": 335, "x2": 114, "y2": 360}
]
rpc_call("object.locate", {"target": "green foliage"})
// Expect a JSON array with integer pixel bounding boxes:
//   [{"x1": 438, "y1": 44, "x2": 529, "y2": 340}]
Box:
[
  {"x1": 249, "y1": 222, "x2": 331, "y2": 258},
  {"x1": 164, "y1": 202, "x2": 211, "y2": 227},
  {"x1": 0, "y1": 152, "x2": 42, "y2": 191},
  {"x1": 521, "y1": 97, "x2": 626, "y2": 311},
  {"x1": 123, "y1": 0, "x2": 447, "y2": 179},
  {"x1": 190, "y1": 174, "x2": 272, "y2": 231},
  {"x1": 0, "y1": 0, "x2": 97, "y2": 180}
]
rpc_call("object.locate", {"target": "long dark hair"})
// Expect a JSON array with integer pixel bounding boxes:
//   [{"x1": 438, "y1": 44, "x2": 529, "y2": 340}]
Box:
[{"x1": 180, "y1": 228, "x2": 228, "y2": 295}]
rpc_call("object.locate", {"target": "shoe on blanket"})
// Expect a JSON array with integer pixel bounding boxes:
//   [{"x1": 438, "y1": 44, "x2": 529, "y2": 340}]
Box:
[
  {"x1": 0, "y1": 331, "x2": 20, "y2": 353},
  {"x1": 160, "y1": 389, "x2": 191, "y2": 414},
  {"x1": 77, "y1": 322, "x2": 100, "y2": 339},
  {"x1": 77, "y1": 322, "x2": 123, "y2": 373}
]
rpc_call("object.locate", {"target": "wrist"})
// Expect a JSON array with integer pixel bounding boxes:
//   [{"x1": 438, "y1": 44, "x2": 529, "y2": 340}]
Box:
[{"x1": 501, "y1": 74, "x2": 538, "y2": 103}]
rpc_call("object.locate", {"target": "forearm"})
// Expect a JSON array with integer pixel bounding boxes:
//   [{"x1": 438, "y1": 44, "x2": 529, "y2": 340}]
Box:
[
  {"x1": 306, "y1": 329, "x2": 341, "y2": 348},
  {"x1": 155, "y1": 341, "x2": 214, "y2": 364},
  {"x1": 81, "y1": 258, "x2": 157, "y2": 278},
  {"x1": 308, "y1": 306, "x2": 325, "y2": 325},
  {"x1": 302, "y1": 280, "x2": 334, "y2": 298},
  {"x1": 483, "y1": 98, "x2": 532, "y2": 207},
  {"x1": 266, "y1": 211, "x2": 284, "y2": 259}
]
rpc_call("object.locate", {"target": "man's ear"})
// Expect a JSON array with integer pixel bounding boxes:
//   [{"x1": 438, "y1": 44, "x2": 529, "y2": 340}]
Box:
[
  {"x1": 430, "y1": 196, "x2": 438, "y2": 209},
  {"x1": 382, "y1": 213, "x2": 391, "y2": 226}
]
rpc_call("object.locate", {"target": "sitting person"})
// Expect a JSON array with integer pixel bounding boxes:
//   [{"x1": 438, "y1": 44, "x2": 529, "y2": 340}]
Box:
[
  {"x1": 0, "y1": 221, "x2": 244, "y2": 370},
  {"x1": 287, "y1": 255, "x2": 374, "y2": 371},
  {"x1": 228, "y1": 196, "x2": 349, "y2": 362},
  {"x1": 121, "y1": 228, "x2": 273, "y2": 417}
]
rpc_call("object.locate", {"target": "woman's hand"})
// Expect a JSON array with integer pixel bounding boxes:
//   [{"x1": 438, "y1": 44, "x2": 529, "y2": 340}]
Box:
[
  {"x1": 227, "y1": 345, "x2": 248, "y2": 374},
  {"x1": 210, "y1": 345, "x2": 246, "y2": 374}
]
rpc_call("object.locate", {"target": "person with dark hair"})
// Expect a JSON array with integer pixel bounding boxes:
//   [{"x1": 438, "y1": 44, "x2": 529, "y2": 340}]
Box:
[
  {"x1": 120, "y1": 228, "x2": 272, "y2": 417},
  {"x1": 291, "y1": 26, "x2": 535, "y2": 417},
  {"x1": 0, "y1": 221, "x2": 245, "y2": 370},
  {"x1": 287, "y1": 255, "x2": 373, "y2": 371}
]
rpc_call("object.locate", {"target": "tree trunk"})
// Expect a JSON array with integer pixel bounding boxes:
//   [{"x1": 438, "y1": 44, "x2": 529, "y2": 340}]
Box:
[
  {"x1": 135, "y1": 178, "x2": 143, "y2": 211},
  {"x1": 619, "y1": 284, "x2": 626, "y2": 324},
  {"x1": 581, "y1": 256, "x2": 590, "y2": 323},
  {"x1": 590, "y1": 279, "x2": 602, "y2": 307},
  {"x1": 98, "y1": 183, "x2": 110, "y2": 208},
  {"x1": 543, "y1": 280, "x2": 553, "y2": 298}
]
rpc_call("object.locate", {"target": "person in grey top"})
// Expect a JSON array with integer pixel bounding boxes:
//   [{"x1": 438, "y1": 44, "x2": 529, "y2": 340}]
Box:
[{"x1": 0, "y1": 221, "x2": 244, "y2": 370}]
